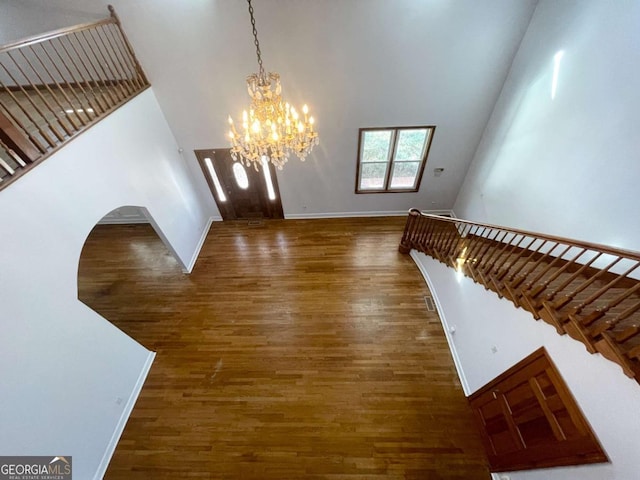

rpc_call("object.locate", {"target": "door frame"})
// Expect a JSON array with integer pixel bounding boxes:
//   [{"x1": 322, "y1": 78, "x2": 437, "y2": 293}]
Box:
[{"x1": 194, "y1": 148, "x2": 284, "y2": 220}]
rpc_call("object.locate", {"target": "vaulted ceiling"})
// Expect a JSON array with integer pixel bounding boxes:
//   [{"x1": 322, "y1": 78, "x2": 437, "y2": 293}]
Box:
[{"x1": 1, "y1": 0, "x2": 538, "y2": 216}]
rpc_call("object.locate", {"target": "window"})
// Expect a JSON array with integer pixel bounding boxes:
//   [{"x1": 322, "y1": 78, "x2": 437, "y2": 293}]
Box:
[{"x1": 356, "y1": 126, "x2": 435, "y2": 193}]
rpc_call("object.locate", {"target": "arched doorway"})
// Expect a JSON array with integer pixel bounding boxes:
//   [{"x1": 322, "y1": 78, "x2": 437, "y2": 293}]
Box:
[{"x1": 77, "y1": 205, "x2": 185, "y2": 346}]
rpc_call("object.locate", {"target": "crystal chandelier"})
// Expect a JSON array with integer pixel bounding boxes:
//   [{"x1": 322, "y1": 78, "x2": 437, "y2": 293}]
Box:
[{"x1": 227, "y1": 0, "x2": 318, "y2": 170}]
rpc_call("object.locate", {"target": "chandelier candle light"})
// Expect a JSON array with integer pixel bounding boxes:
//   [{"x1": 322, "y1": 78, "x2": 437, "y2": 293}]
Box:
[{"x1": 227, "y1": 0, "x2": 318, "y2": 170}]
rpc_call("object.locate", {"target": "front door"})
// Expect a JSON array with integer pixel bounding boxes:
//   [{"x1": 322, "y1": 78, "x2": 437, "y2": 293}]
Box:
[{"x1": 195, "y1": 149, "x2": 284, "y2": 220}]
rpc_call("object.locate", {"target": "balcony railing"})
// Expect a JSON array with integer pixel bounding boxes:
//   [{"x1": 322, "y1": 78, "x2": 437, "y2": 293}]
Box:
[
  {"x1": 0, "y1": 5, "x2": 149, "y2": 189},
  {"x1": 400, "y1": 209, "x2": 640, "y2": 385}
]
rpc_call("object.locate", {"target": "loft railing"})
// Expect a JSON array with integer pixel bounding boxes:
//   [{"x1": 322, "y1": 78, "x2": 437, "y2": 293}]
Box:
[
  {"x1": 0, "y1": 5, "x2": 149, "y2": 189},
  {"x1": 400, "y1": 208, "x2": 640, "y2": 384}
]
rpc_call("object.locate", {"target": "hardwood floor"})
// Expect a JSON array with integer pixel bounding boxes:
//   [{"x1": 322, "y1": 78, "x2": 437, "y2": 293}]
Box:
[{"x1": 78, "y1": 217, "x2": 490, "y2": 479}]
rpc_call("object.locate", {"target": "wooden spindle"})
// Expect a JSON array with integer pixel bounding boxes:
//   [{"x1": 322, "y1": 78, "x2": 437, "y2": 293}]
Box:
[
  {"x1": 27, "y1": 45, "x2": 84, "y2": 130},
  {"x1": 552, "y1": 256, "x2": 623, "y2": 309},
  {"x1": 50, "y1": 37, "x2": 104, "y2": 116},
  {"x1": 82, "y1": 29, "x2": 127, "y2": 101},
  {"x1": 96, "y1": 25, "x2": 135, "y2": 95},
  {"x1": 0, "y1": 60, "x2": 63, "y2": 144},
  {"x1": 493, "y1": 236, "x2": 536, "y2": 280},
  {"x1": 579, "y1": 281, "x2": 640, "y2": 326},
  {"x1": 479, "y1": 230, "x2": 512, "y2": 273},
  {"x1": 61, "y1": 33, "x2": 112, "y2": 111},
  {"x1": 38, "y1": 42, "x2": 93, "y2": 123},
  {"x1": 75, "y1": 30, "x2": 120, "y2": 105},
  {"x1": 568, "y1": 260, "x2": 640, "y2": 316},
  {"x1": 105, "y1": 23, "x2": 142, "y2": 90}
]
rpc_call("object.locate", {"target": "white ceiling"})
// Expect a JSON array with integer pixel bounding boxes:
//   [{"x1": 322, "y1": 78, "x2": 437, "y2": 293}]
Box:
[{"x1": 1, "y1": 0, "x2": 538, "y2": 216}]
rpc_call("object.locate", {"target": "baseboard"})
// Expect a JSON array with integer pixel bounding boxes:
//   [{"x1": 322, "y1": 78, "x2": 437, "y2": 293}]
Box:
[
  {"x1": 94, "y1": 351, "x2": 156, "y2": 480},
  {"x1": 284, "y1": 209, "x2": 453, "y2": 219},
  {"x1": 97, "y1": 218, "x2": 150, "y2": 225},
  {"x1": 410, "y1": 251, "x2": 471, "y2": 395},
  {"x1": 182, "y1": 216, "x2": 218, "y2": 273}
]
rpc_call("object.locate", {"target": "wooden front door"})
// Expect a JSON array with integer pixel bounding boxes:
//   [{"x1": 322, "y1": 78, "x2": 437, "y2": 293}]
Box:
[
  {"x1": 195, "y1": 149, "x2": 284, "y2": 220},
  {"x1": 469, "y1": 347, "x2": 607, "y2": 472}
]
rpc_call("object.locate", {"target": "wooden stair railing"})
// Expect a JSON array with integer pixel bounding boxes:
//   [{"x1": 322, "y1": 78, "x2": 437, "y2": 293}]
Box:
[
  {"x1": 400, "y1": 208, "x2": 640, "y2": 384},
  {"x1": 0, "y1": 5, "x2": 149, "y2": 190}
]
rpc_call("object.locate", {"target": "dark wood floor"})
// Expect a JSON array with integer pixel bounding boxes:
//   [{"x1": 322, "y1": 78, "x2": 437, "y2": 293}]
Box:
[{"x1": 78, "y1": 217, "x2": 490, "y2": 479}]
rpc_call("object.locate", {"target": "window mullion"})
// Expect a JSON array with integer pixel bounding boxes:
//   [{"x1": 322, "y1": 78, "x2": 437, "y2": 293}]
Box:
[{"x1": 384, "y1": 129, "x2": 398, "y2": 190}]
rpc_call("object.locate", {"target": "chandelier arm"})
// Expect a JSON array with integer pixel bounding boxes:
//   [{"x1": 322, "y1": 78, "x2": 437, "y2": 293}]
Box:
[
  {"x1": 227, "y1": 1, "x2": 318, "y2": 169},
  {"x1": 247, "y1": 0, "x2": 265, "y2": 82}
]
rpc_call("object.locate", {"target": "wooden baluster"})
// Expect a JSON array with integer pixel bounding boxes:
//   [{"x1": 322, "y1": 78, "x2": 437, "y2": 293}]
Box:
[
  {"x1": 433, "y1": 222, "x2": 455, "y2": 261},
  {"x1": 527, "y1": 248, "x2": 588, "y2": 299},
  {"x1": 579, "y1": 281, "x2": 640, "y2": 326},
  {"x1": 15, "y1": 48, "x2": 79, "y2": 134},
  {"x1": 479, "y1": 230, "x2": 512, "y2": 274},
  {"x1": 493, "y1": 235, "x2": 536, "y2": 280},
  {"x1": 540, "y1": 255, "x2": 624, "y2": 332},
  {"x1": 471, "y1": 228, "x2": 504, "y2": 287},
  {"x1": 445, "y1": 223, "x2": 469, "y2": 267},
  {"x1": 0, "y1": 59, "x2": 64, "y2": 143},
  {"x1": 411, "y1": 214, "x2": 427, "y2": 250},
  {"x1": 430, "y1": 219, "x2": 444, "y2": 254},
  {"x1": 0, "y1": 106, "x2": 44, "y2": 160},
  {"x1": 27, "y1": 44, "x2": 84, "y2": 130},
  {"x1": 74, "y1": 30, "x2": 120, "y2": 105},
  {"x1": 413, "y1": 214, "x2": 427, "y2": 249},
  {"x1": 511, "y1": 242, "x2": 561, "y2": 289},
  {"x1": 108, "y1": 5, "x2": 149, "y2": 86},
  {"x1": 442, "y1": 223, "x2": 461, "y2": 261},
  {"x1": 62, "y1": 33, "x2": 113, "y2": 111},
  {"x1": 50, "y1": 37, "x2": 105, "y2": 116},
  {"x1": 399, "y1": 209, "x2": 419, "y2": 254},
  {"x1": 522, "y1": 244, "x2": 573, "y2": 290},
  {"x1": 82, "y1": 29, "x2": 128, "y2": 101},
  {"x1": 543, "y1": 252, "x2": 604, "y2": 303},
  {"x1": 464, "y1": 227, "x2": 491, "y2": 281},
  {"x1": 505, "y1": 239, "x2": 549, "y2": 283},
  {"x1": 0, "y1": 138, "x2": 26, "y2": 177},
  {"x1": 589, "y1": 299, "x2": 640, "y2": 340},
  {"x1": 453, "y1": 224, "x2": 479, "y2": 274},
  {"x1": 481, "y1": 232, "x2": 528, "y2": 296},
  {"x1": 476, "y1": 230, "x2": 509, "y2": 272},
  {"x1": 39, "y1": 41, "x2": 96, "y2": 122},
  {"x1": 611, "y1": 301, "x2": 640, "y2": 343},
  {"x1": 464, "y1": 226, "x2": 488, "y2": 263},
  {"x1": 421, "y1": 217, "x2": 437, "y2": 253},
  {"x1": 104, "y1": 23, "x2": 142, "y2": 91},
  {"x1": 95, "y1": 25, "x2": 135, "y2": 96},
  {"x1": 500, "y1": 239, "x2": 552, "y2": 303},
  {"x1": 567, "y1": 260, "x2": 640, "y2": 317}
]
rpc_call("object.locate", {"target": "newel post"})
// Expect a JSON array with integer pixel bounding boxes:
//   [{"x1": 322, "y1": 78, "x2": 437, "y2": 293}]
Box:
[{"x1": 398, "y1": 208, "x2": 421, "y2": 254}]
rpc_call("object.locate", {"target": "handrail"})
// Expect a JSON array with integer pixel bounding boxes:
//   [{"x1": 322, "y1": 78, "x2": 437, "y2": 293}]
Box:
[
  {"x1": 402, "y1": 209, "x2": 640, "y2": 261},
  {"x1": 0, "y1": 5, "x2": 149, "y2": 191},
  {"x1": 400, "y1": 208, "x2": 640, "y2": 384},
  {"x1": 0, "y1": 19, "x2": 116, "y2": 54}
]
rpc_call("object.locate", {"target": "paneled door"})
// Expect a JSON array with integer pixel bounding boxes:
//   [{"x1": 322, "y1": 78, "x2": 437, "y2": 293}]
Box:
[
  {"x1": 195, "y1": 149, "x2": 284, "y2": 220},
  {"x1": 469, "y1": 347, "x2": 607, "y2": 472}
]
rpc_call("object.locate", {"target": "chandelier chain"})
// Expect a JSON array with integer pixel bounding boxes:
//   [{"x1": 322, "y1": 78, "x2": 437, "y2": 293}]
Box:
[
  {"x1": 247, "y1": 0, "x2": 265, "y2": 81},
  {"x1": 227, "y1": 0, "x2": 319, "y2": 169}
]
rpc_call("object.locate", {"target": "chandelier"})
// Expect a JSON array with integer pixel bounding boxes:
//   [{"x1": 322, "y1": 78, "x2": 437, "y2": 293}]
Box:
[{"x1": 227, "y1": 0, "x2": 318, "y2": 170}]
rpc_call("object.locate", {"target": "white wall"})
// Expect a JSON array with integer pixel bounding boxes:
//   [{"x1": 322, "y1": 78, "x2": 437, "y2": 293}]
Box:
[
  {"x1": 0, "y1": 89, "x2": 210, "y2": 479},
  {"x1": 0, "y1": 0, "x2": 537, "y2": 217},
  {"x1": 413, "y1": 252, "x2": 640, "y2": 480},
  {"x1": 454, "y1": 0, "x2": 640, "y2": 253}
]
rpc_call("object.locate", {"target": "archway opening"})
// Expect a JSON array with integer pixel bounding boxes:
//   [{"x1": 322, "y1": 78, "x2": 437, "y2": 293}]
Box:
[{"x1": 77, "y1": 206, "x2": 185, "y2": 347}]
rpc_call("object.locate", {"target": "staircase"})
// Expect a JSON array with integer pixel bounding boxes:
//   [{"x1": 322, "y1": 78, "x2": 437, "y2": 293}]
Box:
[
  {"x1": 0, "y1": 6, "x2": 149, "y2": 190},
  {"x1": 400, "y1": 209, "x2": 640, "y2": 384}
]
